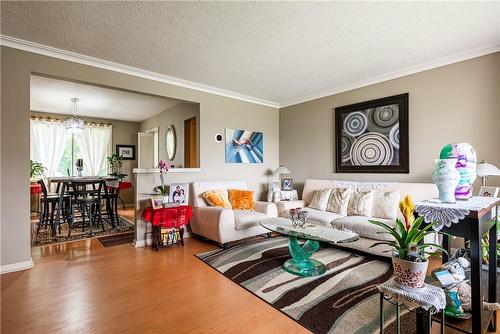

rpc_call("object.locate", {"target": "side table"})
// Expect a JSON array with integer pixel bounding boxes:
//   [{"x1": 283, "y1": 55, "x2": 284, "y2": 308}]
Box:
[
  {"x1": 141, "y1": 205, "x2": 192, "y2": 251},
  {"x1": 378, "y1": 278, "x2": 446, "y2": 334},
  {"x1": 415, "y1": 196, "x2": 498, "y2": 334}
]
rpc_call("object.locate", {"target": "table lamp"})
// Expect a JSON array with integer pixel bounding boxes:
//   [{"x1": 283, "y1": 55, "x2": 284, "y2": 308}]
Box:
[{"x1": 476, "y1": 161, "x2": 500, "y2": 186}]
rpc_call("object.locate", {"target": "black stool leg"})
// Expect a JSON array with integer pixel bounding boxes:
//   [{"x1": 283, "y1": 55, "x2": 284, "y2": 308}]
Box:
[{"x1": 379, "y1": 293, "x2": 384, "y2": 334}]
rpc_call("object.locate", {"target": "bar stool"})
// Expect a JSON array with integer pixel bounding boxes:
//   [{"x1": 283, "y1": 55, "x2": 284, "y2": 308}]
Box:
[
  {"x1": 36, "y1": 179, "x2": 71, "y2": 237},
  {"x1": 69, "y1": 179, "x2": 105, "y2": 237}
]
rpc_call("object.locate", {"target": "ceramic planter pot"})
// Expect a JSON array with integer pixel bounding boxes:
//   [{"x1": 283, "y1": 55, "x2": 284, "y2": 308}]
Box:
[
  {"x1": 432, "y1": 158, "x2": 460, "y2": 203},
  {"x1": 392, "y1": 256, "x2": 428, "y2": 291},
  {"x1": 439, "y1": 143, "x2": 477, "y2": 200}
]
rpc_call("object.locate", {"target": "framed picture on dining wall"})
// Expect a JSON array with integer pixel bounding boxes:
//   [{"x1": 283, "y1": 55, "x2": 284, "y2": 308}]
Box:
[
  {"x1": 335, "y1": 93, "x2": 409, "y2": 173},
  {"x1": 116, "y1": 145, "x2": 136, "y2": 160}
]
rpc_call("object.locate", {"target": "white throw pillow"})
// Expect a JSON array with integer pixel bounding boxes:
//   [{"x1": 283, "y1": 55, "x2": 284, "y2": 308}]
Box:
[
  {"x1": 347, "y1": 191, "x2": 374, "y2": 216},
  {"x1": 308, "y1": 189, "x2": 332, "y2": 211},
  {"x1": 372, "y1": 191, "x2": 400, "y2": 220},
  {"x1": 326, "y1": 187, "x2": 353, "y2": 216}
]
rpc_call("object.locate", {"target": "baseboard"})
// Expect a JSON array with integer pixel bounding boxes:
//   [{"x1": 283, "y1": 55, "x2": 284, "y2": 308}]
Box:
[
  {"x1": 133, "y1": 238, "x2": 152, "y2": 248},
  {"x1": 1, "y1": 258, "x2": 34, "y2": 274}
]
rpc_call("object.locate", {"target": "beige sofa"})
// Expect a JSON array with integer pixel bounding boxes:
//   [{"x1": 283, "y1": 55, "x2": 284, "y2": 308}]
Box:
[
  {"x1": 190, "y1": 181, "x2": 278, "y2": 248},
  {"x1": 277, "y1": 179, "x2": 438, "y2": 257}
]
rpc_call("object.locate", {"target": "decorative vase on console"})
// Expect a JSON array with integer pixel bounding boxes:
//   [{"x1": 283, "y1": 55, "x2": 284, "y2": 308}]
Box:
[
  {"x1": 432, "y1": 158, "x2": 460, "y2": 203},
  {"x1": 439, "y1": 143, "x2": 477, "y2": 200},
  {"x1": 76, "y1": 159, "x2": 84, "y2": 177}
]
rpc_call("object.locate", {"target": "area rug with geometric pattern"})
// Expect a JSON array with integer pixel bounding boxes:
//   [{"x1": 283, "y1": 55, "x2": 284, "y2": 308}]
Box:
[{"x1": 196, "y1": 236, "x2": 416, "y2": 334}]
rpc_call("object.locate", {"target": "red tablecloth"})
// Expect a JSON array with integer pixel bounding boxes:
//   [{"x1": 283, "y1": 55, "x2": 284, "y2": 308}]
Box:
[
  {"x1": 30, "y1": 184, "x2": 42, "y2": 195},
  {"x1": 119, "y1": 181, "x2": 132, "y2": 190},
  {"x1": 141, "y1": 205, "x2": 192, "y2": 228}
]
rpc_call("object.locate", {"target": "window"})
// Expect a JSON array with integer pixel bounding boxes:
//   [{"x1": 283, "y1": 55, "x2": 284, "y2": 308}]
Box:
[{"x1": 30, "y1": 119, "x2": 112, "y2": 177}]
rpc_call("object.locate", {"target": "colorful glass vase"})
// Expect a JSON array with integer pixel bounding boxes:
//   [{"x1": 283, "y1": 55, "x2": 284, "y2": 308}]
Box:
[
  {"x1": 439, "y1": 143, "x2": 477, "y2": 200},
  {"x1": 432, "y1": 159, "x2": 460, "y2": 203}
]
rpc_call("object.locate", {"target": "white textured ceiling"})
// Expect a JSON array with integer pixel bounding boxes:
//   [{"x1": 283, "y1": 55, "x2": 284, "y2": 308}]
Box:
[
  {"x1": 3, "y1": 2, "x2": 500, "y2": 106},
  {"x1": 30, "y1": 75, "x2": 183, "y2": 122}
]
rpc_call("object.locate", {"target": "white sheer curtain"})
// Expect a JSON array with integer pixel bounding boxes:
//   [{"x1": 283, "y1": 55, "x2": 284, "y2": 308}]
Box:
[
  {"x1": 30, "y1": 119, "x2": 69, "y2": 177},
  {"x1": 74, "y1": 125, "x2": 112, "y2": 176}
]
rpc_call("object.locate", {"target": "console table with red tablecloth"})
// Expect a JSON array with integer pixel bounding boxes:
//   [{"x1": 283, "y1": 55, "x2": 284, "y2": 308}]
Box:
[{"x1": 141, "y1": 205, "x2": 192, "y2": 251}]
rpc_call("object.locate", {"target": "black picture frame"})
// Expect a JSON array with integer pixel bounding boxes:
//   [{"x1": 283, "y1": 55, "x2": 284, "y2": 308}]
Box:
[
  {"x1": 335, "y1": 93, "x2": 409, "y2": 173},
  {"x1": 281, "y1": 178, "x2": 294, "y2": 191},
  {"x1": 116, "y1": 145, "x2": 136, "y2": 160}
]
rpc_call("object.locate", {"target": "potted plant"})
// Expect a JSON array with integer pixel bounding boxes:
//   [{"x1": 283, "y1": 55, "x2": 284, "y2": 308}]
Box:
[
  {"x1": 30, "y1": 160, "x2": 46, "y2": 181},
  {"x1": 369, "y1": 195, "x2": 447, "y2": 291},
  {"x1": 107, "y1": 153, "x2": 126, "y2": 180},
  {"x1": 154, "y1": 160, "x2": 170, "y2": 202}
]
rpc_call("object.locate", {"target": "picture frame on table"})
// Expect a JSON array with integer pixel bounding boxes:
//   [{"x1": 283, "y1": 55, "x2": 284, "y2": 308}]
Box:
[
  {"x1": 170, "y1": 183, "x2": 189, "y2": 205},
  {"x1": 151, "y1": 196, "x2": 164, "y2": 210},
  {"x1": 478, "y1": 186, "x2": 499, "y2": 198},
  {"x1": 116, "y1": 145, "x2": 136, "y2": 160},
  {"x1": 281, "y1": 178, "x2": 294, "y2": 191}
]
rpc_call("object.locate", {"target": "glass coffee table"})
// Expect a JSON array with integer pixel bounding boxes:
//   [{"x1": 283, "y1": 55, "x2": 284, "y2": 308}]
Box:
[{"x1": 260, "y1": 217, "x2": 359, "y2": 277}]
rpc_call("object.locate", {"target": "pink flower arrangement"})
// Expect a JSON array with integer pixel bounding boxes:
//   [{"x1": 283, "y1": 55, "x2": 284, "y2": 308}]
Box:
[
  {"x1": 158, "y1": 160, "x2": 170, "y2": 172},
  {"x1": 154, "y1": 160, "x2": 170, "y2": 196}
]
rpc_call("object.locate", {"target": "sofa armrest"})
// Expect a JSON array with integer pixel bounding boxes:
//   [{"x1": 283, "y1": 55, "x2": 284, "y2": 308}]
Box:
[
  {"x1": 254, "y1": 201, "x2": 278, "y2": 217},
  {"x1": 276, "y1": 200, "x2": 306, "y2": 217},
  {"x1": 191, "y1": 206, "x2": 235, "y2": 241}
]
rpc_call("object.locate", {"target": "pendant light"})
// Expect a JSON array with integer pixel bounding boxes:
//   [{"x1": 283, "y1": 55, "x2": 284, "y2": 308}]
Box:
[{"x1": 64, "y1": 97, "x2": 85, "y2": 133}]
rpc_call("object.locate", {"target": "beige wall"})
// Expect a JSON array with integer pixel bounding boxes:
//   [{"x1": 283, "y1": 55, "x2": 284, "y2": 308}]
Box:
[
  {"x1": 30, "y1": 111, "x2": 139, "y2": 204},
  {"x1": 1, "y1": 46, "x2": 279, "y2": 267},
  {"x1": 280, "y1": 52, "x2": 500, "y2": 195},
  {"x1": 139, "y1": 102, "x2": 200, "y2": 168}
]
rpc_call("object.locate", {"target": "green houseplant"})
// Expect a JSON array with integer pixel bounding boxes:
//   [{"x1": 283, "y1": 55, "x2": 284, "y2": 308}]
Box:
[
  {"x1": 107, "y1": 153, "x2": 126, "y2": 179},
  {"x1": 369, "y1": 195, "x2": 447, "y2": 291},
  {"x1": 30, "y1": 160, "x2": 46, "y2": 180}
]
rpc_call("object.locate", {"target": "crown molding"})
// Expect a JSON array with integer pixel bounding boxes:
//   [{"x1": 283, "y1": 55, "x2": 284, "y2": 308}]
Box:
[
  {"x1": 0, "y1": 35, "x2": 280, "y2": 109},
  {"x1": 280, "y1": 43, "x2": 500, "y2": 108},
  {"x1": 2, "y1": 35, "x2": 498, "y2": 110}
]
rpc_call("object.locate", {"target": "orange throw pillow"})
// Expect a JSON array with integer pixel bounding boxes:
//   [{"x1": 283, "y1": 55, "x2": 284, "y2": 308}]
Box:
[
  {"x1": 203, "y1": 189, "x2": 232, "y2": 208},
  {"x1": 228, "y1": 189, "x2": 254, "y2": 211}
]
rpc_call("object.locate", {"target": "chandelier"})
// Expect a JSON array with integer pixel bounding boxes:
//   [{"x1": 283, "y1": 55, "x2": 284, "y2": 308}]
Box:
[{"x1": 64, "y1": 97, "x2": 85, "y2": 133}]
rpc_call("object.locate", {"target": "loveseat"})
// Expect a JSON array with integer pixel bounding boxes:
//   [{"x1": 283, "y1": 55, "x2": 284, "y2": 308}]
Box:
[
  {"x1": 277, "y1": 179, "x2": 438, "y2": 257},
  {"x1": 190, "y1": 181, "x2": 278, "y2": 248}
]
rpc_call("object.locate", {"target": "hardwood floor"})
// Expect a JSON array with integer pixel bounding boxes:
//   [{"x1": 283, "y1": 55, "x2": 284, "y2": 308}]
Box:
[
  {"x1": 1, "y1": 237, "x2": 307, "y2": 334},
  {"x1": 1, "y1": 238, "x2": 497, "y2": 333}
]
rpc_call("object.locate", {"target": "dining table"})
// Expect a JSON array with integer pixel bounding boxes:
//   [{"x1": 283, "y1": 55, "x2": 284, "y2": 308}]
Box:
[{"x1": 46, "y1": 176, "x2": 120, "y2": 237}]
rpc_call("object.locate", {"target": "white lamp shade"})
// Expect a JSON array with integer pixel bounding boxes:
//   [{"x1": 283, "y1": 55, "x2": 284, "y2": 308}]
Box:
[
  {"x1": 476, "y1": 162, "x2": 500, "y2": 177},
  {"x1": 273, "y1": 166, "x2": 291, "y2": 175}
]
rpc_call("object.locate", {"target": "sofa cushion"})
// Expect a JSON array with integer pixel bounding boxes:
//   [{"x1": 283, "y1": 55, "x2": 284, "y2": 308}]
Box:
[
  {"x1": 372, "y1": 191, "x2": 400, "y2": 220},
  {"x1": 308, "y1": 189, "x2": 332, "y2": 211},
  {"x1": 203, "y1": 189, "x2": 232, "y2": 208},
  {"x1": 331, "y1": 216, "x2": 395, "y2": 241},
  {"x1": 228, "y1": 189, "x2": 254, "y2": 210},
  {"x1": 302, "y1": 207, "x2": 343, "y2": 226},
  {"x1": 347, "y1": 190, "x2": 374, "y2": 216},
  {"x1": 326, "y1": 187, "x2": 353, "y2": 216},
  {"x1": 233, "y1": 210, "x2": 267, "y2": 230}
]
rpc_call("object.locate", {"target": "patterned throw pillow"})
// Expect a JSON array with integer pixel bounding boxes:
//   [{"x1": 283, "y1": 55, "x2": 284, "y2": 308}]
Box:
[
  {"x1": 347, "y1": 190, "x2": 374, "y2": 216},
  {"x1": 203, "y1": 189, "x2": 232, "y2": 208},
  {"x1": 308, "y1": 189, "x2": 332, "y2": 211},
  {"x1": 227, "y1": 189, "x2": 255, "y2": 210},
  {"x1": 326, "y1": 187, "x2": 353, "y2": 216},
  {"x1": 371, "y1": 191, "x2": 400, "y2": 220}
]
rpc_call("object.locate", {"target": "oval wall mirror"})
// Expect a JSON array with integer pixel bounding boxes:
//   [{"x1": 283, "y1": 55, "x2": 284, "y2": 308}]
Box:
[{"x1": 165, "y1": 125, "x2": 176, "y2": 161}]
